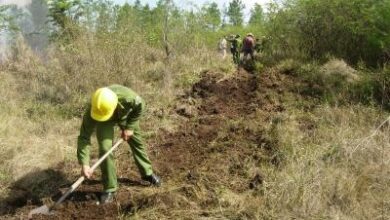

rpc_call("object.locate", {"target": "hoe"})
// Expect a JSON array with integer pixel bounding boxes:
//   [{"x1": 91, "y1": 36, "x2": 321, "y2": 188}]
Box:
[{"x1": 28, "y1": 139, "x2": 124, "y2": 219}]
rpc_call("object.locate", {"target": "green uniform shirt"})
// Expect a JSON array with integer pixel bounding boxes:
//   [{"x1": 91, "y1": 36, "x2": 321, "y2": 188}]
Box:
[
  {"x1": 228, "y1": 38, "x2": 241, "y2": 51},
  {"x1": 77, "y1": 84, "x2": 145, "y2": 165}
]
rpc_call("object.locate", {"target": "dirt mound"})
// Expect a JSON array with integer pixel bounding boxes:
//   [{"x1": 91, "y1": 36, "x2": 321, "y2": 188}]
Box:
[
  {"x1": 3, "y1": 68, "x2": 292, "y2": 219},
  {"x1": 154, "y1": 69, "x2": 287, "y2": 192}
]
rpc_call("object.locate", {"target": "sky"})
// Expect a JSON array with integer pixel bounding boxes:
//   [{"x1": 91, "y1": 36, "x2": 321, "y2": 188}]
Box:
[
  {"x1": 113, "y1": 0, "x2": 272, "y2": 20},
  {"x1": 0, "y1": 0, "x2": 272, "y2": 21}
]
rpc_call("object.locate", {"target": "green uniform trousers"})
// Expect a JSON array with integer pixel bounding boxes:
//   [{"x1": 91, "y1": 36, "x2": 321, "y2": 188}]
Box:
[
  {"x1": 96, "y1": 120, "x2": 153, "y2": 192},
  {"x1": 232, "y1": 50, "x2": 240, "y2": 64}
]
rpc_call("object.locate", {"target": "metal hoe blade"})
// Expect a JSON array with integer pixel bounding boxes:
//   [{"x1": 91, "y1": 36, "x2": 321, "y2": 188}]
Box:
[
  {"x1": 28, "y1": 205, "x2": 52, "y2": 219},
  {"x1": 27, "y1": 139, "x2": 124, "y2": 219}
]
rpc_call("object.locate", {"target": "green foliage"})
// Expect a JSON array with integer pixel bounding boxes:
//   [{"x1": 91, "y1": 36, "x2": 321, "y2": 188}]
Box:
[
  {"x1": 3, "y1": 0, "x2": 389, "y2": 68},
  {"x1": 249, "y1": 3, "x2": 264, "y2": 26},
  {"x1": 254, "y1": 62, "x2": 264, "y2": 73},
  {"x1": 0, "y1": 5, "x2": 22, "y2": 33},
  {"x1": 371, "y1": 66, "x2": 390, "y2": 108},
  {"x1": 227, "y1": 0, "x2": 245, "y2": 26},
  {"x1": 47, "y1": 0, "x2": 83, "y2": 41},
  {"x1": 265, "y1": 0, "x2": 390, "y2": 66},
  {"x1": 201, "y1": 2, "x2": 221, "y2": 31},
  {"x1": 276, "y1": 59, "x2": 301, "y2": 75},
  {"x1": 296, "y1": 62, "x2": 353, "y2": 103},
  {"x1": 262, "y1": 2, "x2": 305, "y2": 61},
  {"x1": 291, "y1": 59, "x2": 389, "y2": 108}
]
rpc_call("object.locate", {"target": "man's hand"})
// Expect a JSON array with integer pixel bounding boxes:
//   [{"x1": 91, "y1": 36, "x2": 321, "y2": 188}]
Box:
[
  {"x1": 81, "y1": 165, "x2": 92, "y2": 179},
  {"x1": 121, "y1": 129, "x2": 134, "y2": 141}
]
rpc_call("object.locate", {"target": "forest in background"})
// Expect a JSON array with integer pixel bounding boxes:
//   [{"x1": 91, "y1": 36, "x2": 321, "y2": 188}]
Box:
[{"x1": 1, "y1": 0, "x2": 389, "y2": 65}]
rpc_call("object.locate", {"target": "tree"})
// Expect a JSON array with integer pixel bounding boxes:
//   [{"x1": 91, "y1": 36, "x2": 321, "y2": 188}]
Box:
[
  {"x1": 116, "y1": 2, "x2": 132, "y2": 27},
  {"x1": 133, "y1": 0, "x2": 142, "y2": 10},
  {"x1": 264, "y1": 0, "x2": 390, "y2": 66},
  {"x1": 156, "y1": 0, "x2": 176, "y2": 58},
  {"x1": 0, "y1": 5, "x2": 21, "y2": 33},
  {"x1": 249, "y1": 3, "x2": 264, "y2": 26},
  {"x1": 201, "y1": 2, "x2": 221, "y2": 30},
  {"x1": 47, "y1": 0, "x2": 83, "y2": 40},
  {"x1": 227, "y1": 0, "x2": 244, "y2": 26}
]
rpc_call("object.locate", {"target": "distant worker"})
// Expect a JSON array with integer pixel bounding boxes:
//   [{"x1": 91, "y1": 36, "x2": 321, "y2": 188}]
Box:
[
  {"x1": 77, "y1": 85, "x2": 161, "y2": 204},
  {"x1": 227, "y1": 34, "x2": 241, "y2": 64},
  {"x1": 218, "y1": 36, "x2": 227, "y2": 59},
  {"x1": 242, "y1": 33, "x2": 256, "y2": 61}
]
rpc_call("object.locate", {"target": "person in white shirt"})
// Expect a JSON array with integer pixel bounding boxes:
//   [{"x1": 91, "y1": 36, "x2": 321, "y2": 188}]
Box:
[{"x1": 218, "y1": 36, "x2": 227, "y2": 59}]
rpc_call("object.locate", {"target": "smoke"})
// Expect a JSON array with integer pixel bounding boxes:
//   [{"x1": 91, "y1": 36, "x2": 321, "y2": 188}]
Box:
[
  {"x1": 0, "y1": 35, "x2": 6, "y2": 62},
  {"x1": 0, "y1": 0, "x2": 48, "y2": 62}
]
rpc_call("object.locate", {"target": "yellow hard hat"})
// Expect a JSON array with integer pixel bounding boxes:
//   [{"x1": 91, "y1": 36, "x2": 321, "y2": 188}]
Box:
[
  {"x1": 247, "y1": 33, "x2": 254, "y2": 37},
  {"x1": 90, "y1": 87, "x2": 118, "y2": 122}
]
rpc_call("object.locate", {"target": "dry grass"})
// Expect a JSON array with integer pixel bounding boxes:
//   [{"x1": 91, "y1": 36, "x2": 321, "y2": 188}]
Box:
[
  {"x1": 0, "y1": 34, "x2": 389, "y2": 220},
  {"x1": 320, "y1": 58, "x2": 359, "y2": 83},
  {"x1": 258, "y1": 105, "x2": 390, "y2": 219},
  {"x1": 0, "y1": 70, "x2": 78, "y2": 193},
  {"x1": 0, "y1": 36, "x2": 232, "y2": 197}
]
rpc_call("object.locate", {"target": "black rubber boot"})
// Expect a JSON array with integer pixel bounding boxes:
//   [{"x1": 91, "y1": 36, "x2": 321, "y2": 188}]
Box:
[{"x1": 142, "y1": 174, "x2": 161, "y2": 187}]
